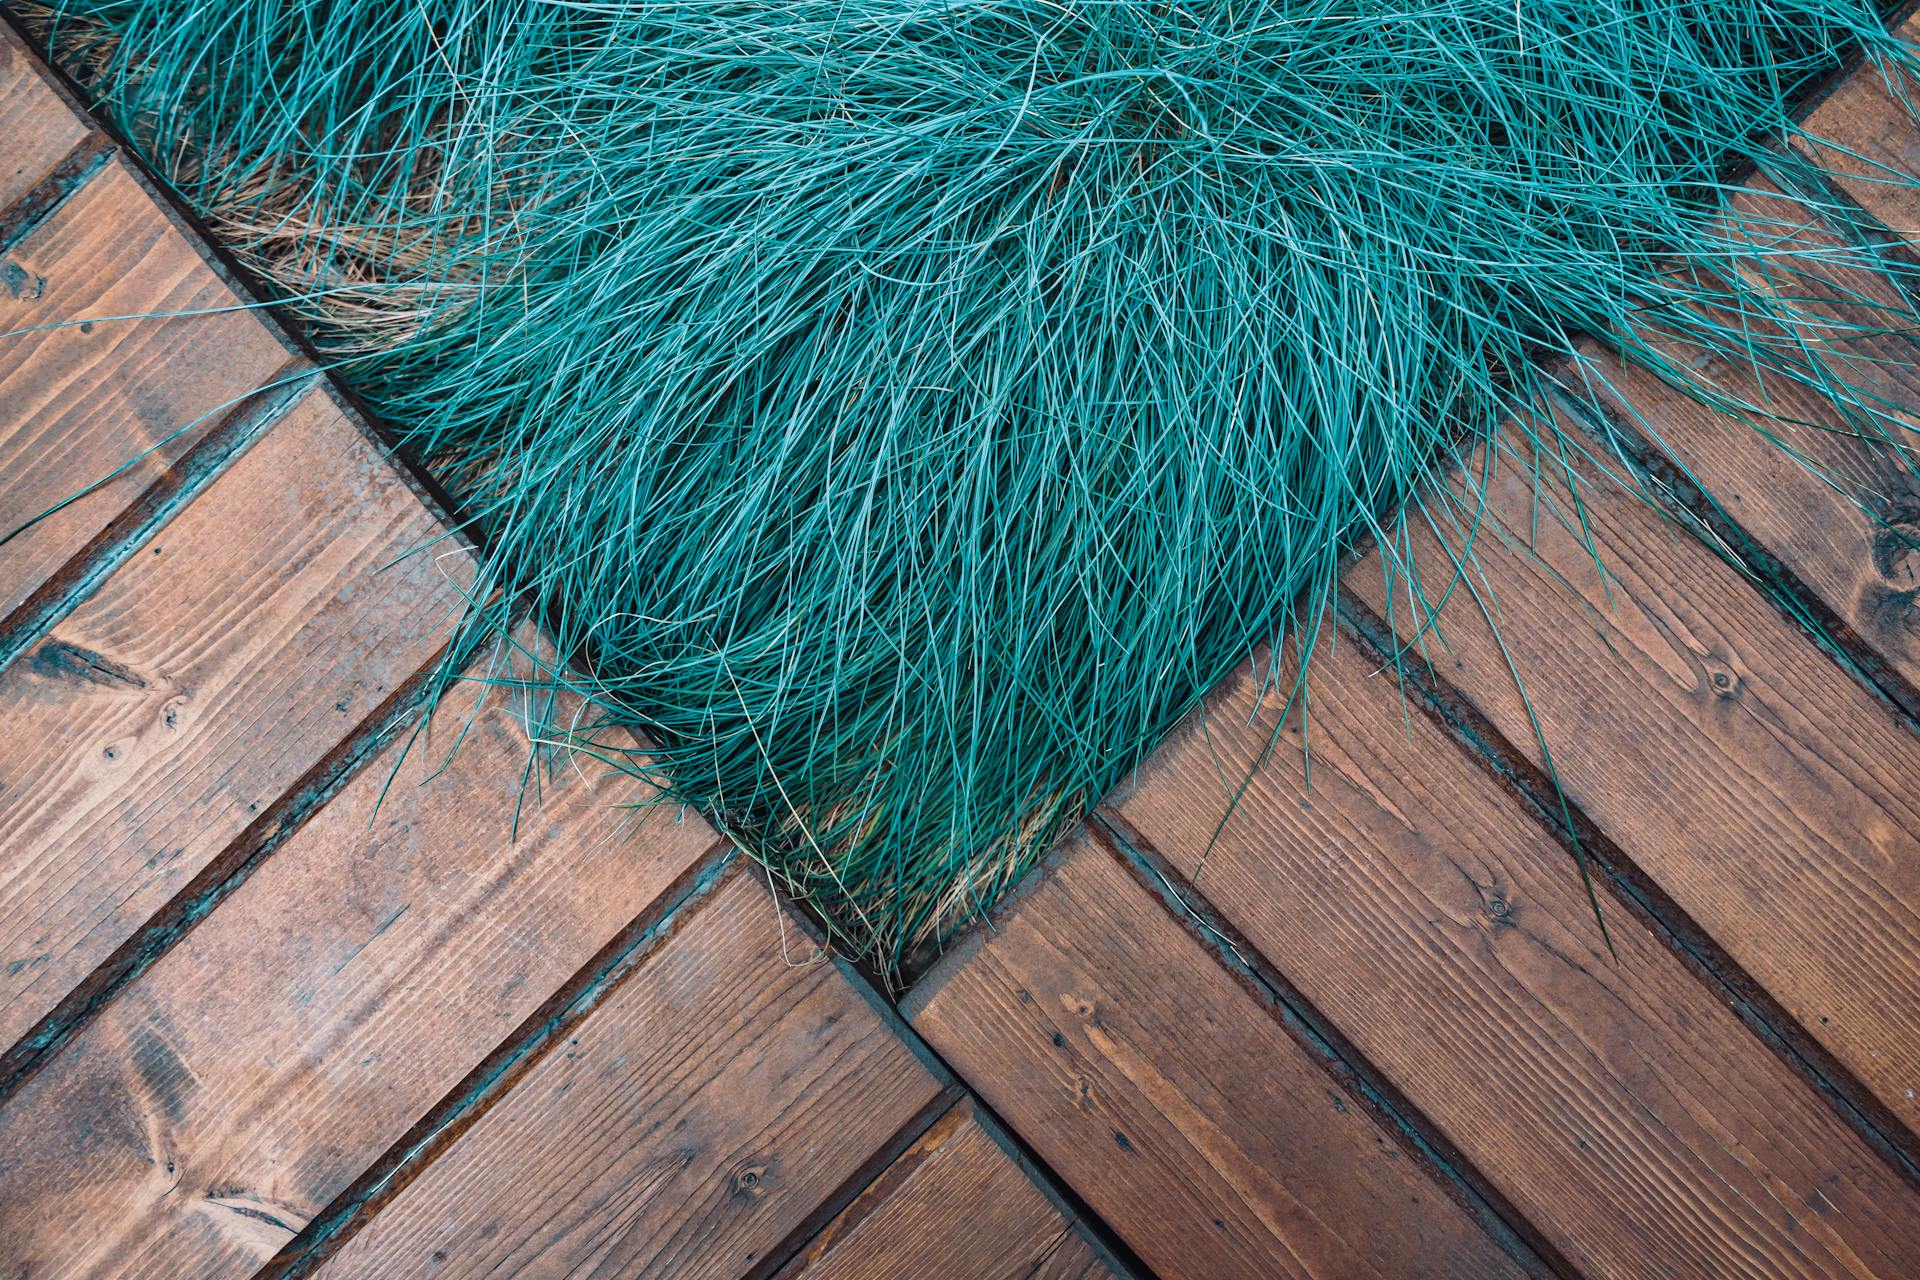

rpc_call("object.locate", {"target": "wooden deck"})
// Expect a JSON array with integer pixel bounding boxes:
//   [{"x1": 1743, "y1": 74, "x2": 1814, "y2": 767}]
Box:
[{"x1": 4, "y1": 15, "x2": 1920, "y2": 1277}]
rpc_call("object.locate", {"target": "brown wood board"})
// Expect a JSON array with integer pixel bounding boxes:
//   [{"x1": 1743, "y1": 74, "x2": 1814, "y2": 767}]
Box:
[
  {"x1": 313, "y1": 868, "x2": 946, "y2": 1280},
  {"x1": 1106, "y1": 630, "x2": 1920, "y2": 1278},
  {"x1": 906, "y1": 832, "x2": 1531, "y2": 1280},
  {"x1": 0, "y1": 634, "x2": 719, "y2": 1278},
  {"x1": 777, "y1": 1099, "x2": 1116, "y2": 1280},
  {"x1": 0, "y1": 387, "x2": 470, "y2": 1057}
]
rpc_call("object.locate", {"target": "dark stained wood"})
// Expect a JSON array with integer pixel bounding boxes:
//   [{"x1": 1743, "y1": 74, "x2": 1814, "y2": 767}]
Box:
[
  {"x1": 0, "y1": 25, "x2": 89, "y2": 213},
  {"x1": 778, "y1": 1099, "x2": 1116, "y2": 1280},
  {"x1": 1346, "y1": 414, "x2": 1920, "y2": 1144},
  {"x1": 905, "y1": 833, "x2": 1529, "y2": 1280},
  {"x1": 0, "y1": 156, "x2": 298, "y2": 624},
  {"x1": 1569, "y1": 178, "x2": 1920, "y2": 692},
  {"x1": 313, "y1": 869, "x2": 945, "y2": 1280},
  {"x1": 1106, "y1": 632, "x2": 1920, "y2": 1279},
  {"x1": 0, "y1": 387, "x2": 469, "y2": 1055},
  {"x1": 0, "y1": 633, "x2": 719, "y2": 1278}
]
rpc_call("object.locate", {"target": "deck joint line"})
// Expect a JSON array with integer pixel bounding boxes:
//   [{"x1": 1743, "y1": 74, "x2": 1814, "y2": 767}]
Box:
[
  {"x1": 1090, "y1": 809, "x2": 1572, "y2": 1280},
  {"x1": 0, "y1": 612, "x2": 482, "y2": 1104},
  {"x1": 1332, "y1": 589, "x2": 1920, "y2": 1190},
  {"x1": 0, "y1": 363, "x2": 318, "y2": 674},
  {"x1": 0, "y1": 134, "x2": 112, "y2": 254},
  {"x1": 261, "y1": 840, "x2": 738, "y2": 1280}
]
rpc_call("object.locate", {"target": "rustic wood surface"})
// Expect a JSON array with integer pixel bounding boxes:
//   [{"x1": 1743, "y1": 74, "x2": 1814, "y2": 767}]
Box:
[
  {"x1": 1567, "y1": 178, "x2": 1920, "y2": 696},
  {"x1": 0, "y1": 635, "x2": 720, "y2": 1278},
  {"x1": 0, "y1": 387, "x2": 468, "y2": 1057},
  {"x1": 0, "y1": 24, "x2": 86, "y2": 213},
  {"x1": 1106, "y1": 632, "x2": 1920, "y2": 1279},
  {"x1": 314, "y1": 868, "x2": 947, "y2": 1280},
  {"x1": 1345, "y1": 414, "x2": 1920, "y2": 1145},
  {"x1": 1796, "y1": 16, "x2": 1920, "y2": 234},
  {"x1": 778, "y1": 1100, "x2": 1116, "y2": 1280},
  {"x1": 1030, "y1": 1237, "x2": 1118, "y2": 1280},
  {"x1": 0, "y1": 156, "x2": 298, "y2": 626},
  {"x1": 9, "y1": 17, "x2": 1920, "y2": 1280},
  {"x1": 907, "y1": 832, "x2": 1532, "y2": 1280}
]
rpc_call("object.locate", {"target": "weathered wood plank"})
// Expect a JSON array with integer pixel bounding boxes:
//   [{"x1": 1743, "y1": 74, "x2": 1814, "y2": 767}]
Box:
[
  {"x1": 0, "y1": 635, "x2": 718, "y2": 1278},
  {"x1": 778, "y1": 1099, "x2": 1117, "y2": 1280},
  {"x1": 1793, "y1": 20, "x2": 1920, "y2": 238},
  {"x1": 0, "y1": 25, "x2": 90, "y2": 214},
  {"x1": 906, "y1": 833, "x2": 1530, "y2": 1280},
  {"x1": 1031, "y1": 1236, "x2": 1115, "y2": 1280},
  {"x1": 0, "y1": 156, "x2": 297, "y2": 626},
  {"x1": 1563, "y1": 178, "x2": 1920, "y2": 694},
  {"x1": 1346, "y1": 413, "x2": 1920, "y2": 1143},
  {"x1": 1107, "y1": 632, "x2": 1920, "y2": 1279},
  {"x1": 0, "y1": 387, "x2": 468, "y2": 1057},
  {"x1": 314, "y1": 868, "x2": 945, "y2": 1280}
]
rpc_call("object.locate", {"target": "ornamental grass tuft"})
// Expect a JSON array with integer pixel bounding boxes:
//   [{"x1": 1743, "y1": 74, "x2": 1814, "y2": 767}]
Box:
[{"x1": 25, "y1": 0, "x2": 1920, "y2": 964}]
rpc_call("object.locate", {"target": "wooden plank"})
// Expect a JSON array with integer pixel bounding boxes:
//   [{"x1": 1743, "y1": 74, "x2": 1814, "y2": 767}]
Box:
[
  {"x1": 1031, "y1": 1236, "x2": 1114, "y2": 1280},
  {"x1": 1, "y1": 156, "x2": 297, "y2": 625},
  {"x1": 0, "y1": 387, "x2": 468, "y2": 1056},
  {"x1": 314, "y1": 868, "x2": 946, "y2": 1280},
  {"x1": 1346, "y1": 413, "x2": 1920, "y2": 1142},
  {"x1": 0, "y1": 25, "x2": 90, "y2": 214},
  {"x1": 778, "y1": 1099, "x2": 1118, "y2": 1280},
  {"x1": 0, "y1": 636, "x2": 719, "y2": 1278},
  {"x1": 905, "y1": 833, "x2": 1529, "y2": 1280},
  {"x1": 1107, "y1": 634, "x2": 1920, "y2": 1279},
  {"x1": 1793, "y1": 20, "x2": 1920, "y2": 239},
  {"x1": 1569, "y1": 177, "x2": 1920, "y2": 692}
]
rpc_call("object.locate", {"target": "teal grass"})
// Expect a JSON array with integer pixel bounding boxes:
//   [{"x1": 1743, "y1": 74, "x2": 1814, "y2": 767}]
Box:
[{"x1": 21, "y1": 0, "x2": 1920, "y2": 965}]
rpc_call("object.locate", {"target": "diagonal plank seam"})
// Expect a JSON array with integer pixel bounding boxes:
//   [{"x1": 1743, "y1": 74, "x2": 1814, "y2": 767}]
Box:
[
  {"x1": 0, "y1": 365, "x2": 317, "y2": 671},
  {"x1": 1330, "y1": 589, "x2": 1920, "y2": 1189},
  {"x1": 0, "y1": 606, "x2": 486, "y2": 1102},
  {"x1": 1085, "y1": 813, "x2": 1568, "y2": 1280},
  {"x1": 0, "y1": 134, "x2": 112, "y2": 253},
  {"x1": 259, "y1": 839, "x2": 738, "y2": 1279},
  {"x1": 739, "y1": 874, "x2": 1148, "y2": 1280},
  {"x1": 786, "y1": 902, "x2": 1158, "y2": 1280},
  {"x1": 739, "y1": 1087, "x2": 971, "y2": 1280}
]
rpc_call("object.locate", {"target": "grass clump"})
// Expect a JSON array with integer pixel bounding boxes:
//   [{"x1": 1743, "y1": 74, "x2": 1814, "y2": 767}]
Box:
[{"x1": 25, "y1": 0, "x2": 1920, "y2": 964}]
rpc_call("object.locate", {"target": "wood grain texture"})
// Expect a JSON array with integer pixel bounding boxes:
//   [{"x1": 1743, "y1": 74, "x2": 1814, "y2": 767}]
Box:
[
  {"x1": 1107, "y1": 633, "x2": 1920, "y2": 1279},
  {"x1": 1347, "y1": 414, "x2": 1920, "y2": 1142},
  {"x1": 315, "y1": 869, "x2": 944, "y2": 1280},
  {"x1": 0, "y1": 635, "x2": 718, "y2": 1278},
  {"x1": 1029, "y1": 1235, "x2": 1114, "y2": 1280},
  {"x1": 779, "y1": 1099, "x2": 1115, "y2": 1280},
  {"x1": 1571, "y1": 177, "x2": 1920, "y2": 691},
  {"x1": 0, "y1": 387, "x2": 468, "y2": 1055},
  {"x1": 1793, "y1": 17, "x2": 1920, "y2": 238},
  {"x1": 907, "y1": 834, "x2": 1526, "y2": 1280},
  {"x1": 0, "y1": 157, "x2": 296, "y2": 624},
  {"x1": 0, "y1": 25, "x2": 89, "y2": 213}
]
